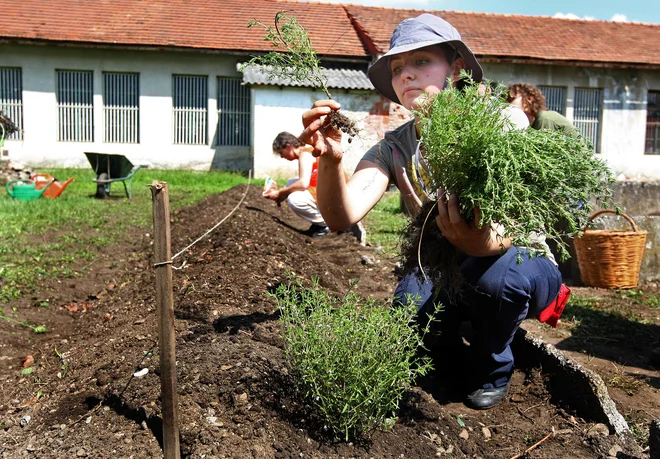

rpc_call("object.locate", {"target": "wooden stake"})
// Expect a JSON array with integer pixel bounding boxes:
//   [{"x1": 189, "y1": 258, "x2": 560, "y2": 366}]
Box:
[{"x1": 150, "y1": 181, "x2": 181, "y2": 459}]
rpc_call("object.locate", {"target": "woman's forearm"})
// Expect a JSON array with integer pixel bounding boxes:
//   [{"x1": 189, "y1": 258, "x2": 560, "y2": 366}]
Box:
[
  {"x1": 317, "y1": 158, "x2": 389, "y2": 231},
  {"x1": 316, "y1": 157, "x2": 355, "y2": 230}
]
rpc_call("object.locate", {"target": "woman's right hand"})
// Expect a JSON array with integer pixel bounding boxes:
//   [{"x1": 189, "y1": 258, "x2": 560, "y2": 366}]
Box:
[{"x1": 299, "y1": 100, "x2": 343, "y2": 162}]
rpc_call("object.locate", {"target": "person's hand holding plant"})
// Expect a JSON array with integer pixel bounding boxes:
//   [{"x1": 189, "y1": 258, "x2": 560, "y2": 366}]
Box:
[
  {"x1": 263, "y1": 188, "x2": 285, "y2": 206},
  {"x1": 435, "y1": 188, "x2": 510, "y2": 257},
  {"x1": 300, "y1": 100, "x2": 343, "y2": 163}
]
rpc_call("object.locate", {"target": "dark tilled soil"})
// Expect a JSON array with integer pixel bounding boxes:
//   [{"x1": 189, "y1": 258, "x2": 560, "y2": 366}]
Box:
[{"x1": 0, "y1": 185, "x2": 656, "y2": 458}]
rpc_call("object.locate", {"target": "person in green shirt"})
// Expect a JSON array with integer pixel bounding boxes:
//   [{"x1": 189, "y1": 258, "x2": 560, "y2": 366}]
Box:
[{"x1": 507, "y1": 83, "x2": 579, "y2": 136}]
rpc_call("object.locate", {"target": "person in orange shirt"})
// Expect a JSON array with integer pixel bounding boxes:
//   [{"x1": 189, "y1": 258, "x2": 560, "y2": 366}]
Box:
[{"x1": 265, "y1": 131, "x2": 366, "y2": 243}]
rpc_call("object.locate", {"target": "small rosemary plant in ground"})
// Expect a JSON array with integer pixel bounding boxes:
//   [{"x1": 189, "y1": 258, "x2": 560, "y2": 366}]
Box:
[
  {"x1": 243, "y1": 11, "x2": 358, "y2": 139},
  {"x1": 273, "y1": 277, "x2": 434, "y2": 442},
  {"x1": 400, "y1": 74, "x2": 615, "y2": 298}
]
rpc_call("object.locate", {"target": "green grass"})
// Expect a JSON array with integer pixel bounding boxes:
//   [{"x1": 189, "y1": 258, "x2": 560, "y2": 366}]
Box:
[
  {"x1": 362, "y1": 190, "x2": 409, "y2": 256},
  {"x1": 0, "y1": 168, "x2": 249, "y2": 308},
  {"x1": 617, "y1": 288, "x2": 660, "y2": 309}
]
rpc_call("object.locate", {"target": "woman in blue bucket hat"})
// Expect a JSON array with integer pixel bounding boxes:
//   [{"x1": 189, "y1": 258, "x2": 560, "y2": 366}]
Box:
[{"x1": 299, "y1": 13, "x2": 565, "y2": 410}]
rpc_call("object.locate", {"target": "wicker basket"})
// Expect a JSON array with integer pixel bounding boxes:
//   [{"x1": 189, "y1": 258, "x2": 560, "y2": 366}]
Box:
[{"x1": 574, "y1": 209, "x2": 647, "y2": 289}]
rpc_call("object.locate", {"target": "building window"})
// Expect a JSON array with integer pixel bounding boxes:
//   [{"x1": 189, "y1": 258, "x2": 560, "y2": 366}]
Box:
[
  {"x1": 217, "y1": 77, "x2": 251, "y2": 146},
  {"x1": 173, "y1": 75, "x2": 208, "y2": 145},
  {"x1": 57, "y1": 70, "x2": 94, "y2": 142},
  {"x1": 0, "y1": 67, "x2": 24, "y2": 141},
  {"x1": 103, "y1": 72, "x2": 139, "y2": 143},
  {"x1": 574, "y1": 88, "x2": 602, "y2": 153},
  {"x1": 646, "y1": 90, "x2": 660, "y2": 155},
  {"x1": 538, "y1": 85, "x2": 566, "y2": 115}
]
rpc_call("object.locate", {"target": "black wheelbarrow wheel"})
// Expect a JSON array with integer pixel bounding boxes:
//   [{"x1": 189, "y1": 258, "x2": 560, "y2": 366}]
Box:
[{"x1": 96, "y1": 173, "x2": 110, "y2": 199}]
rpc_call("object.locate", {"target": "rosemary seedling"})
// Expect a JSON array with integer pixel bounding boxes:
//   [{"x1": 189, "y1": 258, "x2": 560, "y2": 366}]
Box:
[
  {"x1": 274, "y1": 276, "x2": 434, "y2": 441},
  {"x1": 243, "y1": 11, "x2": 358, "y2": 138}
]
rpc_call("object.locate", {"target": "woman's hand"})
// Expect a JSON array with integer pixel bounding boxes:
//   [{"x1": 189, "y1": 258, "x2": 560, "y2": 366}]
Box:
[
  {"x1": 434, "y1": 188, "x2": 509, "y2": 257},
  {"x1": 299, "y1": 100, "x2": 343, "y2": 162}
]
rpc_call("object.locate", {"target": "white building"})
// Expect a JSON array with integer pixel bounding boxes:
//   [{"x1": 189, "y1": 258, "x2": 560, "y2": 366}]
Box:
[{"x1": 1, "y1": 1, "x2": 659, "y2": 180}]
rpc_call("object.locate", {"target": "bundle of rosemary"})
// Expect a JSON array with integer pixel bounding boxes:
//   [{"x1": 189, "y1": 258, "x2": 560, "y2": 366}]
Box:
[{"x1": 400, "y1": 77, "x2": 615, "y2": 295}]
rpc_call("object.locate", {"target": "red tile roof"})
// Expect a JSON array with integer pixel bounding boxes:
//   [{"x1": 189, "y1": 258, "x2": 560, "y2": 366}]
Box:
[
  {"x1": 1, "y1": 0, "x2": 659, "y2": 67},
  {"x1": 0, "y1": 0, "x2": 369, "y2": 59},
  {"x1": 345, "y1": 5, "x2": 660, "y2": 67}
]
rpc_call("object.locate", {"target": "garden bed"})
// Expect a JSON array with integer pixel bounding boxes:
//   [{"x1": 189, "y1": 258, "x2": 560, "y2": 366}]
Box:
[{"x1": 0, "y1": 185, "x2": 657, "y2": 458}]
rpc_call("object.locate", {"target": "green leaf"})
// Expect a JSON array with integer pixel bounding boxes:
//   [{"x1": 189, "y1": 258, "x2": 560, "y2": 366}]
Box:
[{"x1": 20, "y1": 367, "x2": 34, "y2": 376}]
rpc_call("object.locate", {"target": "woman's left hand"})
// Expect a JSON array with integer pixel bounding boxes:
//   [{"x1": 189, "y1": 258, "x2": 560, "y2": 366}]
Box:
[{"x1": 434, "y1": 188, "x2": 509, "y2": 257}]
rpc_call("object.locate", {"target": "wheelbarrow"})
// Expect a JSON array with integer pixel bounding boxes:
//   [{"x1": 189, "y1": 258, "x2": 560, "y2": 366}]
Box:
[
  {"x1": 32, "y1": 173, "x2": 75, "y2": 198},
  {"x1": 6, "y1": 179, "x2": 52, "y2": 201},
  {"x1": 84, "y1": 153, "x2": 147, "y2": 199}
]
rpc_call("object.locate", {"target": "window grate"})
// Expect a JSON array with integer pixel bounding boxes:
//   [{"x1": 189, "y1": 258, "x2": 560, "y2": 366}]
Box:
[
  {"x1": 103, "y1": 72, "x2": 140, "y2": 143},
  {"x1": 57, "y1": 70, "x2": 94, "y2": 142},
  {"x1": 173, "y1": 75, "x2": 208, "y2": 145},
  {"x1": 574, "y1": 88, "x2": 602, "y2": 153},
  {"x1": 645, "y1": 90, "x2": 660, "y2": 155},
  {"x1": 217, "y1": 77, "x2": 251, "y2": 146},
  {"x1": 0, "y1": 67, "x2": 24, "y2": 141},
  {"x1": 538, "y1": 85, "x2": 566, "y2": 115}
]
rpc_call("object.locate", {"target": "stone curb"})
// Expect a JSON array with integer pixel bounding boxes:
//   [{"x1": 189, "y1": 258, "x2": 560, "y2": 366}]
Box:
[
  {"x1": 514, "y1": 328, "x2": 630, "y2": 435},
  {"x1": 514, "y1": 328, "x2": 649, "y2": 455}
]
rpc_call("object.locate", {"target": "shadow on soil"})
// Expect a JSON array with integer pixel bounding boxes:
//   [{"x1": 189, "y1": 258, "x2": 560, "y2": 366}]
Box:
[
  {"x1": 261, "y1": 366, "x2": 374, "y2": 448},
  {"x1": 86, "y1": 395, "x2": 164, "y2": 451},
  {"x1": 553, "y1": 303, "x2": 660, "y2": 382},
  {"x1": 213, "y1": 310, "x2": 281, "y2": 335},
  {"x1": 245, "y1": 205, "x2": 307, "y2": 235}
]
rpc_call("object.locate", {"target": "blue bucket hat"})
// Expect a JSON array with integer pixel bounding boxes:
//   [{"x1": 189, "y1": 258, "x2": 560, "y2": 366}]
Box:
[{"x1": 367, "y1": 13, "x2": 483, "y2": 104}]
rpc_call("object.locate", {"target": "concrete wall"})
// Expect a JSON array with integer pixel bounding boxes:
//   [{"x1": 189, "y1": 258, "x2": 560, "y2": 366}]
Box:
[
  {"x1": 2, "y1": 43, "x2": 399, "y2": 177},
  {"x1": 484, "y1": 62, "x2": 660, "y2": 181},
  {"x1": 251, "y1": 87, "x2": 394, "y2": 179},
  {"x1": 605, "y1": 182, "x2": 660, "y2": 281},
  {"x1": 1, "y1": 43, "x2": 250, "y2": 171}
]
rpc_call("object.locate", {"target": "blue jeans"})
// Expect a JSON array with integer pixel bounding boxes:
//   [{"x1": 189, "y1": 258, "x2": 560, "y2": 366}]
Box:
[{"x1": 394, "y1": 246, "x2": 562, "y2": 390}]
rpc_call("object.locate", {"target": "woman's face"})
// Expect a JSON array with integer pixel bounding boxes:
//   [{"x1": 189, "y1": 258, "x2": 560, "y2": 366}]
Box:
[
  {"x1": 390, "y1": 46, "x2": 462, "y2": 110},
  {"x1": 277, "y1": 144, "x2": 297, "y2": 162}
]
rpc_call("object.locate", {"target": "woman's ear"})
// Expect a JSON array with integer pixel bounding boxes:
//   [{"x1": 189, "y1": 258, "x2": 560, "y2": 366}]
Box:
[{"x1": 450, "y1": 57, "x2": 466, "y2": 82}]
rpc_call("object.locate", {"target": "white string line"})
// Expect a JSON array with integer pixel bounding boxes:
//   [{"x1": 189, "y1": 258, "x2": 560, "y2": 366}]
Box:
[{"x1": 171, "y1": 170, "x2": 252, "y2": 263}]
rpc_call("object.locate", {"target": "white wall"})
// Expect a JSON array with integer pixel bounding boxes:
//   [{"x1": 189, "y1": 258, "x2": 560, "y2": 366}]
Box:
[
  {"x1": 484, "y1": 62, "x2": 660, "y2": 180},
  {"x1": 2, "y1": 43, "x2": 250, "y2": 171},
  {"x1": 251, "y1": 87, "x2": 384, "y2": 179},
  {"x1": 3, "y1": 42, "x2": 659, "y2": 181}
]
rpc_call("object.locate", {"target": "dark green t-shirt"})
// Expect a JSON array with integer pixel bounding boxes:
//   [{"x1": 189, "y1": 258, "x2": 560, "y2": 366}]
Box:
[{"x1": 532, "y1": 110, "x2": 579, "y2": 136}]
